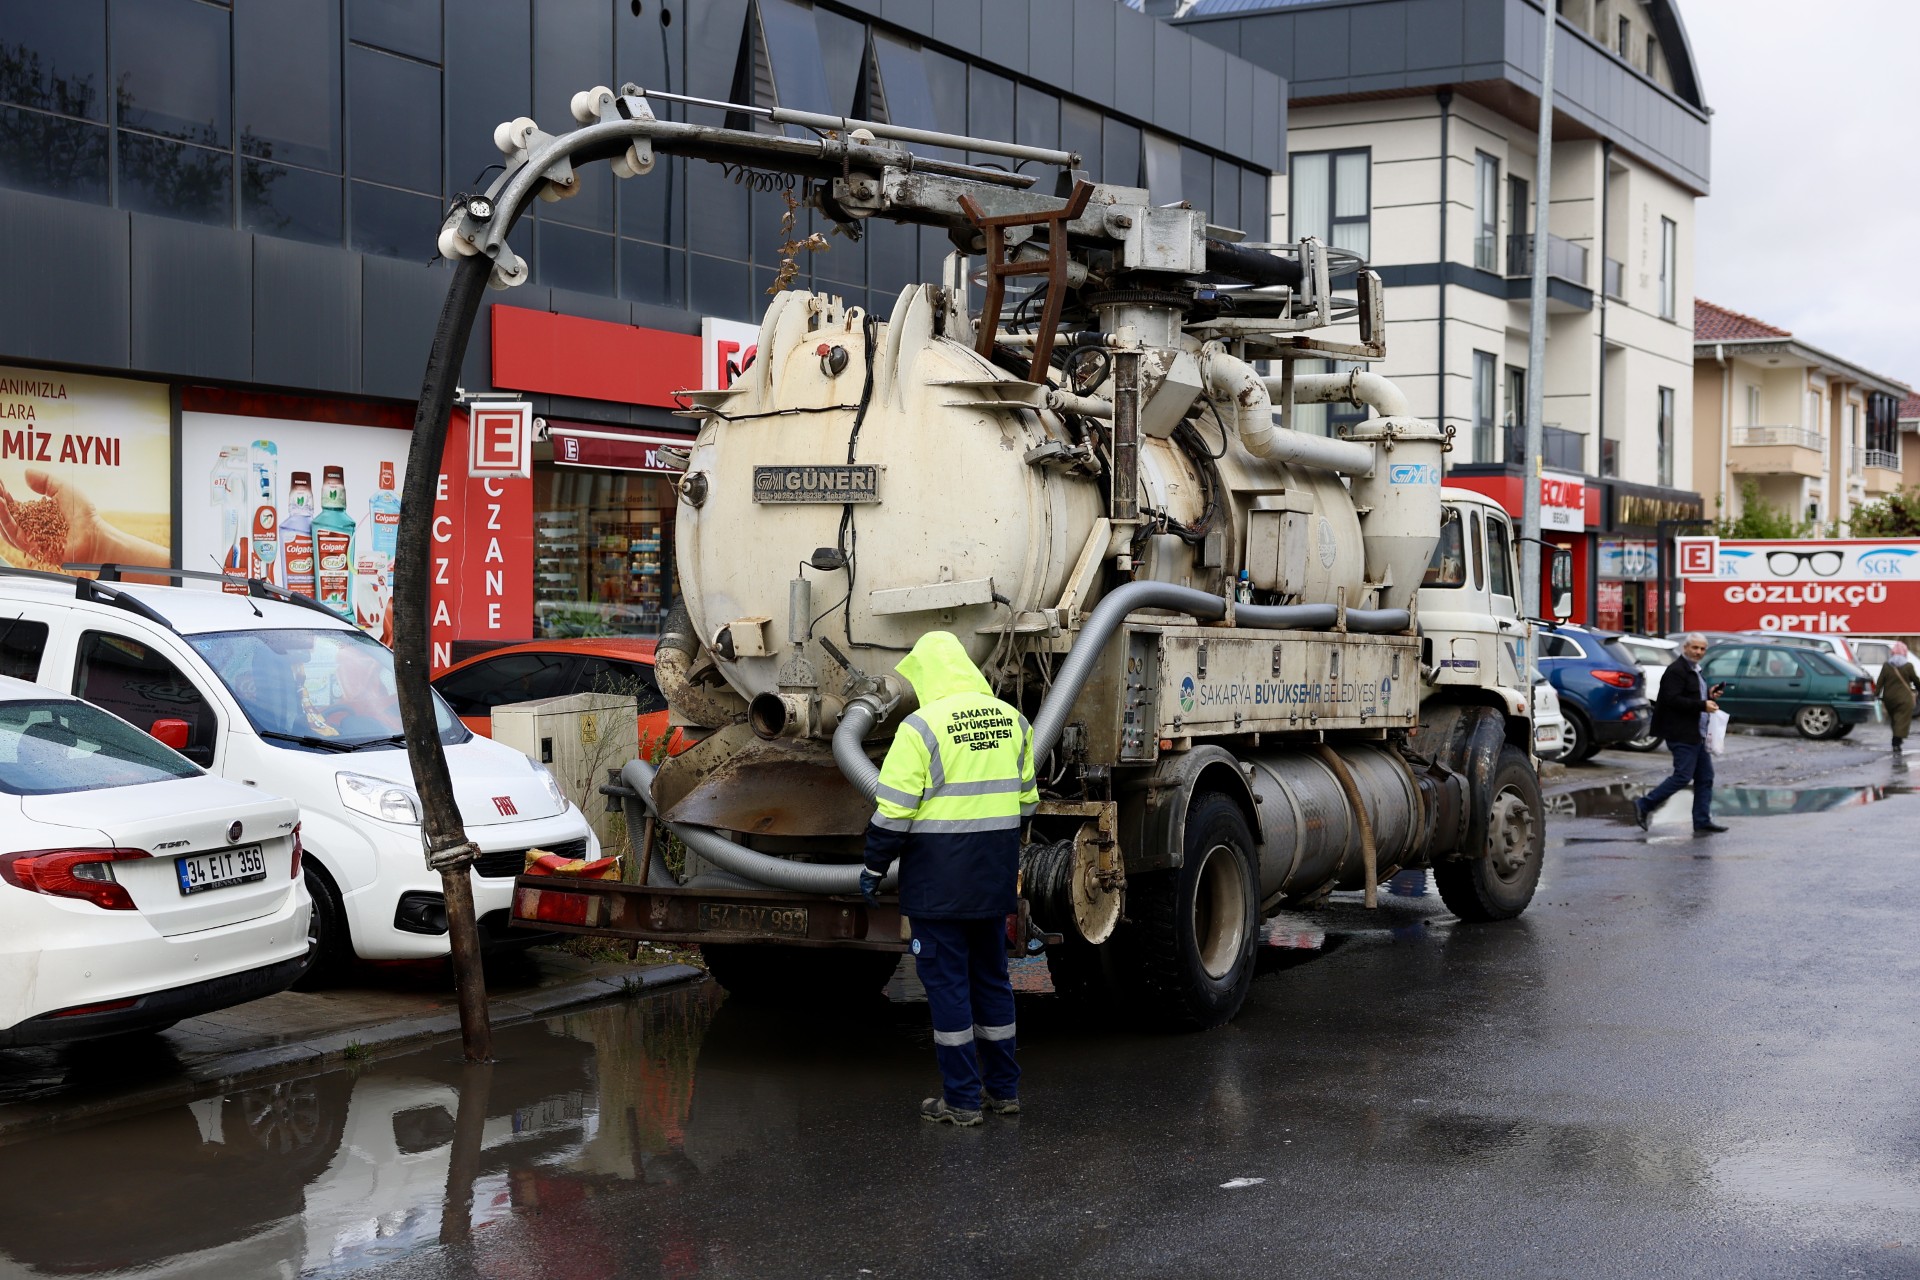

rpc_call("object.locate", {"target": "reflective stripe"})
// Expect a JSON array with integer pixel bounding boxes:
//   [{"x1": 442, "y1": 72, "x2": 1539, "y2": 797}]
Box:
[
  {"x1": 871, "y1": 813, "x2": 914, "y2": 832},
  {"x1": 1020, "y1": 801, "x2": 1038, "y2": 817},
  {"x1": 906, "y1": 714, "x2": 945, "y2": 790},
  {"x1": 874, "y1": 783, "x2": 922, "y2": 808},
  {"x1": 905, "y1": 815, "x2": 1023, "y2": 834},
  {"x1": 928, "y1": 777, "x2": 1027, "y2": 798},
  {"x1": 932, "y1": 1027, "x2": 975, "y2": 1046},
  {"x1": 974, "y1": 1022, "x2": 1016, "y2": 1041}
]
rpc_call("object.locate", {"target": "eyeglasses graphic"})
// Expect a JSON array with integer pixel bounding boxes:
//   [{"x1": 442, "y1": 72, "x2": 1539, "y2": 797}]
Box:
[{"x1": 1765, "y1": 549, "x2": 1843, "y2": 577}]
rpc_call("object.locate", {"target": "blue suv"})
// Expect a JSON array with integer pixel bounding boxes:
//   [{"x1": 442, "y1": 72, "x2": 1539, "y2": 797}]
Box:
[{"x1": 1535, "y1": 625, "x2": 1652, "y2": 762}]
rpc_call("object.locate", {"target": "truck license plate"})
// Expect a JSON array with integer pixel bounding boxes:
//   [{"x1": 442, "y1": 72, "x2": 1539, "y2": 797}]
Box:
[
  {"x1": 696, "y1": 902, "x2": 809, "y2": 937},
  {"x1": 177, "y1": 845, "x2": 267, "y2": 895}
]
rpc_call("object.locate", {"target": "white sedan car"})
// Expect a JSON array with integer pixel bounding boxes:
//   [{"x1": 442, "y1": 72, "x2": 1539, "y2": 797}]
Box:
[
  {"x1": 0, "y1": 678, "x2": 310, "y2": 1046},
  {"x1": 1616, "y1": 635, "x2": 1678, "y2": 751},
  {"x1": 1534, "y1": 678, "x2": 1568, "y2": 761}
]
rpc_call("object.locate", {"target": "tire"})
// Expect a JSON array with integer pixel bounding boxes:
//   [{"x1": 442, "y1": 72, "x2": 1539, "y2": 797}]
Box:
[
  {"x1": 1794, "y1": 704, "x2": 1840, "y2": 739},
  {"x1": 1561, "y1": 709, "x2": 1594, "y2": 763},
  {"x1": 1621, "y1": 731, "x2": 1663, "y2": 752},
  {"x1": 701, "y1": 943, "x2": 899, "y2": 1005},
  {"x1": 292, "y1": 865, "x2": 351, "y2": 991},
  {"x1": 1112, "y1": 792, "x2": 1259, "y2": 1031},
  {"x1": 1045, "y1": 938, "x2": 1117, "y2": 1015},
  {"x1": 1835, "y1": 724, "x2": 1854, "y2": 738},
  {"x1": 1434, "y1": 743, "x2": 1544, "y2": 923}
]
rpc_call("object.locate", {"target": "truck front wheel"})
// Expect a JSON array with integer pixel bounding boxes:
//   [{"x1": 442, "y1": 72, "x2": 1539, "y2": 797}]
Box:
[
  {"x1": 1434, "y1": 744, "x2": 1544, "y2": 922},
  {"x1": 701, "y1": 943, "x2": 900, "y2": 1005},
  {"x1": 1115, "y1": 792, "x2": 1259, "y2": 1031}
]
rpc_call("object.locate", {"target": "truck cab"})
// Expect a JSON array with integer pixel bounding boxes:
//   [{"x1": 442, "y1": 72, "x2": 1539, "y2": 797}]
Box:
[{"x1": 1418, "y1": 489, "x2": 1532, "y2": 729}]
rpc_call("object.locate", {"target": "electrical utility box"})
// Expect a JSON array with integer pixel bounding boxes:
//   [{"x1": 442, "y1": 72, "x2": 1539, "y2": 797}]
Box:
[{"x1": 492, "y1": 692, "x2": 638, "y2": 854}]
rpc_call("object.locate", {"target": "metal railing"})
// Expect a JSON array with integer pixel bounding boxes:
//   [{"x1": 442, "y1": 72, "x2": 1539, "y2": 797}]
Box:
[
  {"x1": 1472, "y1": 421, "x2": 1587, "y2": 471},
  {"x1": 1733, "y1": 425, "x2": 1823, "y2": 451},
  {"x1": 1865, "y1": 448, "x2": 1901, "y2": 472},
  {"x1": 1506, "y1": 232, "x2": 1590, "y2": 285},
  {"x1": 1604, "y1": 257, "x2": 1624, "y2": 299}
]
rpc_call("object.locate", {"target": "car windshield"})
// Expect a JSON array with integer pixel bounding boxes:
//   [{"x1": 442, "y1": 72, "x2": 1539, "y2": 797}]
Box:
[
  {"x1": 0, "y1": 698, "x2": 202, "y2": 796},
  {"x1": 187, "y1": 628, "x2": 467, "y2": 749}
]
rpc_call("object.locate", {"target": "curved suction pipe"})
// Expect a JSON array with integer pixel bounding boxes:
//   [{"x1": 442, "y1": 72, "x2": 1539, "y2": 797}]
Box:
[
  {"x1": 621, "y1": 758, "x2": 895, "y2": 893},
  {"x1": 832, "y1": 696, "x2": 885, "y2": 801},
  {"x1": 1198, "y1": 345, "x2": 1374, "y2": 475},
  {"x1": 1030, "y1": 581, "x2": 1410, "y2": 761},
  {"x1": 1279, "y1": 369, "x2": 1412, "y2": 419}
]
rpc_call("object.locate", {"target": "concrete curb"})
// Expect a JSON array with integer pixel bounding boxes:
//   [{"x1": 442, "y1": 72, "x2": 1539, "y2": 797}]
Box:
[{"x1": 0, "y1": 962, "x2": 705, "y2": 1144}]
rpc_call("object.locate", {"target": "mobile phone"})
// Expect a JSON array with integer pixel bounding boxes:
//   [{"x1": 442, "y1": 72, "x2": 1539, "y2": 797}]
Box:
[{"x1": 1709, "y1": 682, "x2": 1726, "y2": 696}]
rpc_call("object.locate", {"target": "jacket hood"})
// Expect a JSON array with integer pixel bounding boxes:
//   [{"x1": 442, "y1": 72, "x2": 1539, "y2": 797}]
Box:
[{"x1": 894, "y1": 631, "x2": 992, "y2": 704}]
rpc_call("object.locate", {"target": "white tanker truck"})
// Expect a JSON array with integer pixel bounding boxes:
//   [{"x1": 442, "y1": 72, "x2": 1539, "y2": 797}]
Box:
[{"x1": 491, "y1": 87, "x2": 1556, "y2": 1028}]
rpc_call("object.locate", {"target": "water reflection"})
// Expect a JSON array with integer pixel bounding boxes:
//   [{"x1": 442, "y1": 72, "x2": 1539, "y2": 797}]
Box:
[{"x1": 1547, "y1": 779, "x2": 1913, "y2": 823}]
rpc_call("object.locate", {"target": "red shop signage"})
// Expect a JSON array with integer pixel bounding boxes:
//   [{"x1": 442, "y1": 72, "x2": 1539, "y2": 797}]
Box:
[
  {"x1": 431, "y1": 410, "x2": 533, "y2": 672},
  {"x1": 1680, "y1": 538, "x2": 1920, "y2": 634},
  {"x1": 549, "y1": 424, "x2": 692, "y2": 472}
]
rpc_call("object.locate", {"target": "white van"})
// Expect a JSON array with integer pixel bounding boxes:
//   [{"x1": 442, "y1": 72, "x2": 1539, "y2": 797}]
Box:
[{"x1": 0, "y1": 569, "x2": 598, "y2": 981}]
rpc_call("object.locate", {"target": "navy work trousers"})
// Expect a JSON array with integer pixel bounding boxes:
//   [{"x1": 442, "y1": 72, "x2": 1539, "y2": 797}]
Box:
[
  {"x1": 1643, "y1": 740, "x2": 1716, "y2": 828},
  {"x1": 911, "y1": 916, "x2": 1019, "y2": 1111}
]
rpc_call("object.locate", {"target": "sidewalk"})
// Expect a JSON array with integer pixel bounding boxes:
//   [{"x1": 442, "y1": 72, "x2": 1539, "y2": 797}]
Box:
[{"x1": 0, "y1": 945, "x2": 705, "y2": 1142}]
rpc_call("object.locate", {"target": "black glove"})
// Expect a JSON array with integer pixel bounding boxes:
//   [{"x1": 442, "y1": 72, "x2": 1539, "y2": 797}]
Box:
[{"x1": 859, "y1": 868, "x2": 884, "y2": 906}]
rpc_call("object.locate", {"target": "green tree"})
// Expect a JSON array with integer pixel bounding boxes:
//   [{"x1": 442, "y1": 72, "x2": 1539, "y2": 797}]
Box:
[
  {"x1": 1715, "y1": 480, "x2": 1816, "y2": 538},
  {"x1": 1846, "y1": 488, "x2": 1920, "y2": 537}
]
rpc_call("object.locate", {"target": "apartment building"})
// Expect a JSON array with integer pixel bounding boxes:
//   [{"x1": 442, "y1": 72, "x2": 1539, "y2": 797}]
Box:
[
  {"x1": 1177, "y1": 0, "x2": 1711, "y2": 630},
  {"x1": 1693, "y1": 302, "x2": 1911, "y2": 531},
  {"x1": 1902, "y1": 395, "x2": 1920, "y2": 494}
]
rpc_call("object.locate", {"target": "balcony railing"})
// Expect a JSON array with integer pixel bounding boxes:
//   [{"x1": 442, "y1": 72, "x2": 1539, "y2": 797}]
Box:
[
  {"x1": 1473, "y1": 231, "x2": 1499, "y2": 273},
  {"x1": 1865, "y1": 448, "x2": 1901, "y2": 471},
  {"x1": 1733, "y1": 425, "x2": 1823, "y2": 451},
  {"x1": 1506, "y1": 232, "x2": 1590, "y2": 286},
  {"x1": 1472, "y1": 421, "x2": 1588, "y2": 472},
  {"x1": 1604, "y1": 257, "x2": 1624, "y2": 300}
]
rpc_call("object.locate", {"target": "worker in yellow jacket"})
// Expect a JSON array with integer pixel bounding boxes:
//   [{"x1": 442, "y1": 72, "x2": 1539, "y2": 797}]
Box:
[{"x1": 859, "y1": 631, "x2": 1038, "y2": 1126}]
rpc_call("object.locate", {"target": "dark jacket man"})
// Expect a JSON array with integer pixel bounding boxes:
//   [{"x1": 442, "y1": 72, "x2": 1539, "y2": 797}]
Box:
[
  {"x1": 862, "y1": 631, "x2": 1037, "y2": 1126},
  {"x1": 1635, "y1": 635, "x2": 1725, "y2": 833},
  {"x1": 1650, "y1": 649, "x2": 1712, "y2": 745}
]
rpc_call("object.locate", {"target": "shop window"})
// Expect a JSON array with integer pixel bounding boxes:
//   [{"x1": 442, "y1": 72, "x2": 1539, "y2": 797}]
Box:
[
  {"x1": 534, "y1": 466, "x2": 682, "y2": 639},
  {"x1": 237, "y1": 0, "x2": 341, "y2": 172},
  {"x1": 0, "y1": 107, "x2": 109, "y2": 203},
  {"x1": 113, "y1": 0, "x2": 230, "y2": 147},
  {"x1": 0, "y1": 620, "x2": 49, "y2": 681},
  {"x1": 0, "y1": 0, "x2": 109, "y2": 120},
  {"x1": 73, "y1": 631, "x2": 217, "y2": 765},
  {"x1": 348, "y1": 44, "x2": 441, "y2": 196},
  {"x1": 350, "y1": 0, "x2": 442, "y2": 64},
  {"x1": 119, "y1": 134, "x2": 232, "y2": 227},
  {"x1": 243, "y1": 160, "x2": 343, "y2": 247}
]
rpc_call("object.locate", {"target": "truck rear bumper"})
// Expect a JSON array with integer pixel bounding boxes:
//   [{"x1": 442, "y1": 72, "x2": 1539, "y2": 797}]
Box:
[{"x1": 510, "y1": 878, "x2": 909, "y2": 951}]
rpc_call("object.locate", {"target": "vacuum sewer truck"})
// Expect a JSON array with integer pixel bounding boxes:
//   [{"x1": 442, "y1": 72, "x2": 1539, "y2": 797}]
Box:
[{"x1": 476, "y1": 86, "x2": 1552, "y2": 1029}]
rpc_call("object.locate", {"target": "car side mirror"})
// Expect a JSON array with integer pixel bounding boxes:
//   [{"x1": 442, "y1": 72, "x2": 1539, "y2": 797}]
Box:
[{"x1": 149, "y1": 718, "x2": 191, "y2": 751}]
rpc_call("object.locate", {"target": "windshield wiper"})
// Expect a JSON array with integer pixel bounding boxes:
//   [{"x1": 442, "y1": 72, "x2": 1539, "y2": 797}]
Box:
[
  {"x1": 258, "y1": 729, "x2": 356, "y2": 754},
  {"x1": 341, "y1": 734, "x2": 407, "y2": 752}
]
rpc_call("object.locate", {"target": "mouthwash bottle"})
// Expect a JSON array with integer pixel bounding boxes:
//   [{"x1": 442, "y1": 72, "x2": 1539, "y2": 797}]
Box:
[
  {"x1": 313, "y1": 466, "x2": 357, "y2": 619},
  {"x1": 282, "y1": 472, "x2": 317, "y2": 597},
  {"x1": 356, "y1": 461, "x2": 401, "y2": 640}
]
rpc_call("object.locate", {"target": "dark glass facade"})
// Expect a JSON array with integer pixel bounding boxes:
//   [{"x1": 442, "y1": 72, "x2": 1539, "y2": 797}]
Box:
[{"x1": 0, "y1": 0, "x2": 1270, "y2": 322}]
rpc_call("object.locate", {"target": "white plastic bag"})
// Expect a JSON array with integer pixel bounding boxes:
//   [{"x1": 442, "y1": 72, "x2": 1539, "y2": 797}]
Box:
[{"x1": 1705, "y1": 709, "x2": 1730, "y2": 756}]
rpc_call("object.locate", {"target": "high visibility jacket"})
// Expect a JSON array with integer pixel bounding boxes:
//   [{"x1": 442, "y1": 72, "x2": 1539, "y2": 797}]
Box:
[{"x1": 862, "y1": 632, "x2": 1038, "y2": 920}]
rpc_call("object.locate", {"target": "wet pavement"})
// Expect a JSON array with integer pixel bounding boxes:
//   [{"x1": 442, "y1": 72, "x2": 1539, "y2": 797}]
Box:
[{"x1": 2, "y1": 726, "x2": 1917, "y2": 1278}]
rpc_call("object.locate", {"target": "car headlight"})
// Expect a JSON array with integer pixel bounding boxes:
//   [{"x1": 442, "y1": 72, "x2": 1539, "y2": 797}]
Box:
[
  {"x1": 528, "y1": 758, "x2": 570, "y2": 811},
  {"x1": 337, "y1": 771, "x2": 424, "y2": 825}
]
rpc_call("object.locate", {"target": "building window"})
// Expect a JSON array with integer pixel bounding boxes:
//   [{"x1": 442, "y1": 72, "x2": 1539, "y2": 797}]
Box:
[
  {"x1": 1617, "y1": 15, "x2": 1630, "y2": 57},
  {"x1": 1658, "y1": 216, "x2": 1677, "y2": 320},
  {"x1": 1473, "y1": 152, "x2": 1498, "y2": 271},
  {"x1": 1746, "y1": 384, "x2": 1761, "y2": 426},
  {"x1": 1657, "y1": 386, "x2": 1675, "y2": 487},
  {"x1": 1472, "y1": 351, "x2": 1498, "y2": 462},
  {"x1": 1290, "y1": 148, "x2": 1369, "y2": 260},
  {"x1": 1506, "y1": 174, "x2": 1529, "y2": 275},
  {"x1": 1645, "y1": 35, "x2": 1658, "y2": 75}
]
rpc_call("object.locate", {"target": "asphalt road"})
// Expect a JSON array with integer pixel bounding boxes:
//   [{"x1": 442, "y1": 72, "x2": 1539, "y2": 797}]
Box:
[{"x1": 1, "y1": 726, "x2": 1915, "y2": 1279}]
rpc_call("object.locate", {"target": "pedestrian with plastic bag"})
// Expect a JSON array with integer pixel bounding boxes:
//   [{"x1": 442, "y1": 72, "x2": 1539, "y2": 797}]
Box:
[
  {"x1": 1632, "y1": 633, "x2": 1729, "y2": 834},
  {"x1": 1874, "y1": 641, "x2": 1918, "y2": 755}
]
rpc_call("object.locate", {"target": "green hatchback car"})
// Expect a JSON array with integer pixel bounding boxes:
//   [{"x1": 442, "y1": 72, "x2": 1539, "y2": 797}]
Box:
[{"x1": 1699, "y1": 642, "x2": 1877, "y2": 739}]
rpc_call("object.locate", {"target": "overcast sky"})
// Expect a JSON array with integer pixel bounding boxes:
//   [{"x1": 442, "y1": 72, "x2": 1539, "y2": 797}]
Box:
[{"x1": 1683, "y1": 0, "x2": 1920, "y2": 386}]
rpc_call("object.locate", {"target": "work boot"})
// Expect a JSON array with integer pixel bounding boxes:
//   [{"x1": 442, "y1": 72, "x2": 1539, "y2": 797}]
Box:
[
  {"x1": 982, "y1": 1093, "x2": 1021, "y2": 1116},
  {"x1": 921, "y1": 1097, "x2": 982, "y2": 1127}
]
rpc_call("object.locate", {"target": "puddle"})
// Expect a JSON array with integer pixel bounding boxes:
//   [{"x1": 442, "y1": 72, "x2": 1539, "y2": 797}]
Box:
[{"x1": 1550, "y1": 779, "x2": 1913, "y2": 822}]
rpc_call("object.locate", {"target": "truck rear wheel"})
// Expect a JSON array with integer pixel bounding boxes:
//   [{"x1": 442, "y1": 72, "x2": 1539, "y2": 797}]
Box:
[
  {"x1": 701, "y1": 943, "x2": 899, "y2": 1005},
  {"x1": 1115, "y1": 792, "x2": 1259, "y2": 1031},
  {"x1": 1434, "y1": 744, "x2": 1543, "y2": 922}
]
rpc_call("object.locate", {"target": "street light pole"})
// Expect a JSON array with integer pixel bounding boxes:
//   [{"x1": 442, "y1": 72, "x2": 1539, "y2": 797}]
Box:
[{"x1": 1521, "y1": 2, "x2": 1556, "y2": 623}]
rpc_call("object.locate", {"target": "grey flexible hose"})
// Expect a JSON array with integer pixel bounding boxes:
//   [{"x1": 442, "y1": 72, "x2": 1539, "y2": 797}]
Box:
[
  {"x1": 832, "y1": 697, "x2": 885, "y2": 801},
  {"x1": 620, "y1": 758, "x2": 895, "y2": 893},
  {"x1": 1030, "y1": 582, "x2": 1410, "y2": 760}
]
